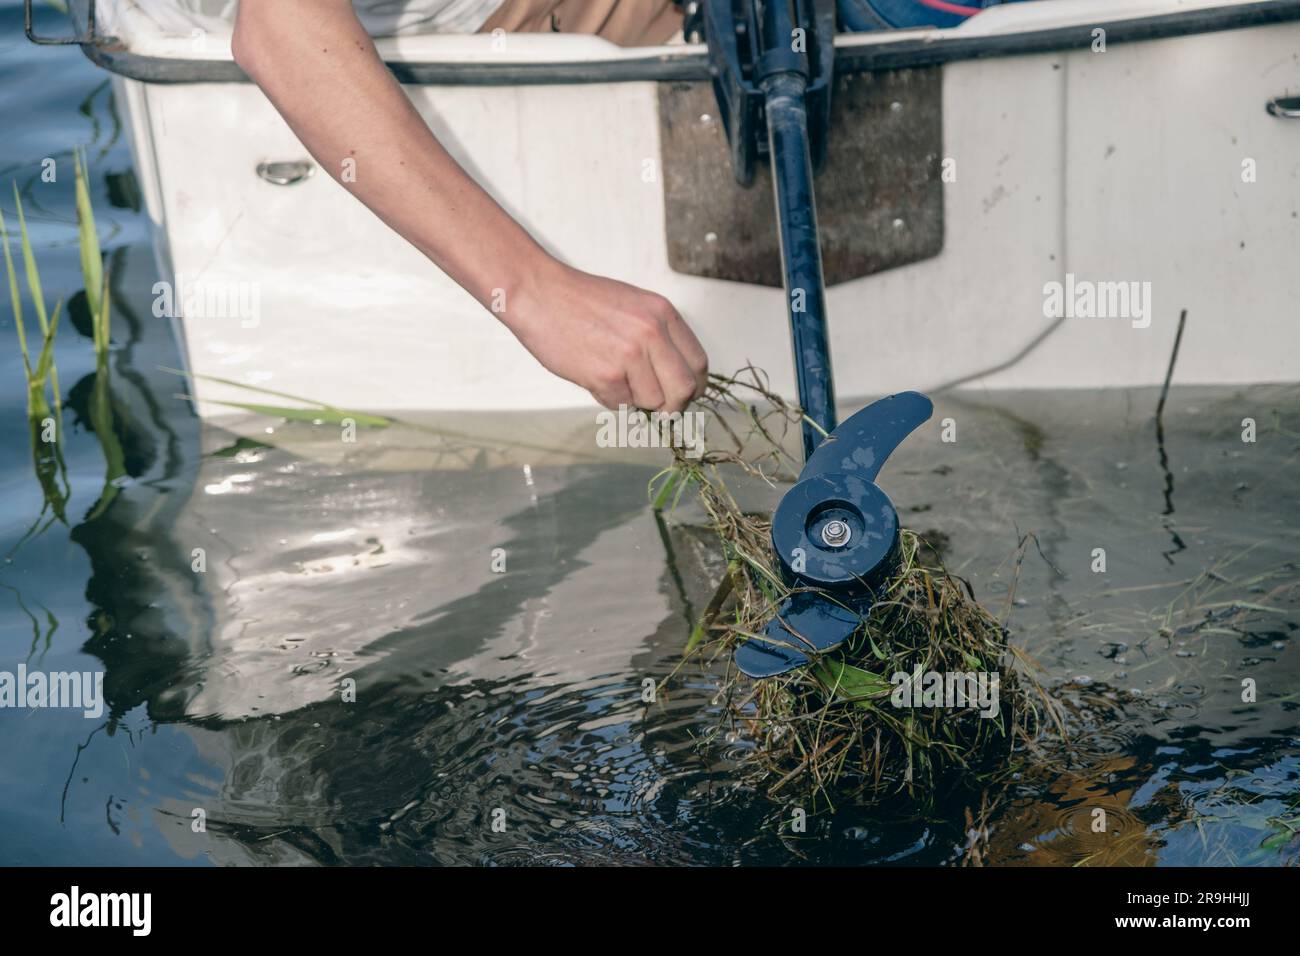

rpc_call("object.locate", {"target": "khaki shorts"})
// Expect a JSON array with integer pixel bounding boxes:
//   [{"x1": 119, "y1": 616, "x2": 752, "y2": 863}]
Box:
[{"x1": 478, "y1": 0, "x2": 684, "y2": 47}]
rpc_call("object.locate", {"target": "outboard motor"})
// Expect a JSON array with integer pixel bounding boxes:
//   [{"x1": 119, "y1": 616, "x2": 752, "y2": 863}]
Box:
[{"x1": 701, "y1": 0, "x2": 934, "y2": 677}]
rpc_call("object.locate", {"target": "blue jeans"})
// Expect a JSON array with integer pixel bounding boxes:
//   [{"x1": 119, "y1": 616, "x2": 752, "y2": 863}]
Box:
[{"x1": 838, "y1": 0, "x2": 1026, "y2": 31}]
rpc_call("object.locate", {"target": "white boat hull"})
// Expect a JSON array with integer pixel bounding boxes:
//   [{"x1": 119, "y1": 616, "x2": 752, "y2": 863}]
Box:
[{"x1": 98, "y1": 0, "x2": 1300, "y2": 416}]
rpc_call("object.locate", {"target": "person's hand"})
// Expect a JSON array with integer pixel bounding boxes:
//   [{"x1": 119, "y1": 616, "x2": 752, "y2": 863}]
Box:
[{"x1": 506, "y1": 260, "x2": 709, "y2": 413}]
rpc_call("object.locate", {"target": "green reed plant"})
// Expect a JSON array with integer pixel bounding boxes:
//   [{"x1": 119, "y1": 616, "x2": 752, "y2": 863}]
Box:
[
  {"x1": 3, "y1": 181, "x2": 70, "y2": 531},
  {"x1": 3, "y1": 151, "x2": 124, "y2": 537}
]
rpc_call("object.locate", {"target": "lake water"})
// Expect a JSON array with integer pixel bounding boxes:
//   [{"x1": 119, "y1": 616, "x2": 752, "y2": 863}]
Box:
[{"x1": 2, "y1": 0, "x2": 1298, "y2": 866}]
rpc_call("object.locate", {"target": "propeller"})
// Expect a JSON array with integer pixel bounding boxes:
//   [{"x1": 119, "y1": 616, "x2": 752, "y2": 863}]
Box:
[{"x1": 734, "y1": 391, "x2": 934, "y2": 678}]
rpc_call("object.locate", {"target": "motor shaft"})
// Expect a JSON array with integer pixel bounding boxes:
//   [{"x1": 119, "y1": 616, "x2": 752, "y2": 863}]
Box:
[{"x1": 762, "y1": 69, "x2": 837, "y2": 460}]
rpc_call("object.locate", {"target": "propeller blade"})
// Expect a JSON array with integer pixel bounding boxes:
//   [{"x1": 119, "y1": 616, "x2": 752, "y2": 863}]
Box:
[
  {"x1": 801, "y1": 391, "x2": 933, "y2": 483},
  {"x1": 734, "y1": 591, "x2": 861, "y2": 678}
]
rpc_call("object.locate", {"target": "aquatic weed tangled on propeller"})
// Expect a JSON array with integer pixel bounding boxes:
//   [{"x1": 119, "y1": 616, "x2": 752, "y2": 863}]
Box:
[{"x1": 651, "y1": 367, "x2": 1066, "y2": 808}]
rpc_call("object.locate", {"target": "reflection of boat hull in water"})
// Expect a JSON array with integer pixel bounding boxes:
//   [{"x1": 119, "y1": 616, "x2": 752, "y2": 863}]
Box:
[
  {"x1": 87, "y1": 253, "x2": 704, "y2": 723},
  {"x1": 81, "y1": 248, "x2": 730, "y2": 861},
  {"x1": 75, "y1": 0, "x2": 1300, "y2": 419}
]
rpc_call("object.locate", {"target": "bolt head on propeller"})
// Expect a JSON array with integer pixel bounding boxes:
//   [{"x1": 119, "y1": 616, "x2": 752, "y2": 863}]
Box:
[{"x1": 771, "y1": 472, "x2": 901, "y2": 602}]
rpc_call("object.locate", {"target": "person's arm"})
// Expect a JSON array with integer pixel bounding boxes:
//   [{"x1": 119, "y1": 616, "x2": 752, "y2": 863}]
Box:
[{"x1": 232, "y1": 0, "x2": 707, "y2": 413}]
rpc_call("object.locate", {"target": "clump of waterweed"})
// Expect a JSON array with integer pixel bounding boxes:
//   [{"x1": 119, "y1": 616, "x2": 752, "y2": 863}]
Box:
[{"x1": 655, "y1": 368, "x2": 1062, "y2": 806}]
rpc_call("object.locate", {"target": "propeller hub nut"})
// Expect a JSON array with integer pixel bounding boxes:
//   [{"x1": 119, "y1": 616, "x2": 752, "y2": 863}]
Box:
[
  {"x1": 821, "y1": 519, "x2": 851, "y2": 548},
  {"x1": 772, "y1": 473, "x2": 900, "y2": 599}
]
